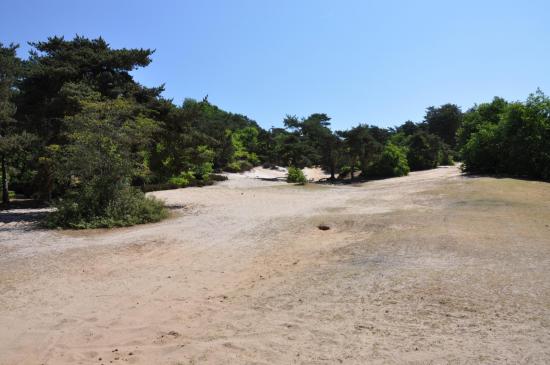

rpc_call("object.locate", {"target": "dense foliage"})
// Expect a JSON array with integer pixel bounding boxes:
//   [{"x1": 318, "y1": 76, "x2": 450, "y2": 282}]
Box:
[
  {"x1": 2, "y1": 35, "x2": 548, "y2": 228},
  {"x1": 286, "y1": 166, "x2": 307, "y2": 184},
  {"x1": 458, "y1": 91, "x2": 550, "y2": 180}
]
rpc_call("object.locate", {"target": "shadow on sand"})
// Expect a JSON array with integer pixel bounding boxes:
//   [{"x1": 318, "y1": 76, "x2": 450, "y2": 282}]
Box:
[{"x1": 0, "y1": 200, "x2": 49, "y2": 225}]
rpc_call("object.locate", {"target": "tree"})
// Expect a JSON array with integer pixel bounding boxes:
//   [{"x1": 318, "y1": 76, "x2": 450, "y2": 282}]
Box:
[
  {"x1": 47, "y1": 97, "x2": 166, "y2": 228},
  {"x1": 13, "y1": 36, "x2": 159, "y2": 199},
  {"x1": 0, "y1": 43, "x2": 28, "y2": 205},
  {"x1": 457, "y1": 97, "x2": 507, "y2": 150},
  {"x1": 366, "y1": 143, "x2": 410, "y2": 178},
  {"x1": 406, "y1": 131, "x2": 443, "y2": 171},
  {"x1": 342, "y1": 124, "x2": 383, "y2": 179},
  {"x1": 320, "y1": 132, "x2": 344, "y2": 180},
  {"x1": 461, "y1": 90, "x2": 550, "y2": 180},
  {"x1": 425, "y1": 103, "x2": 463, "y2": 148}
]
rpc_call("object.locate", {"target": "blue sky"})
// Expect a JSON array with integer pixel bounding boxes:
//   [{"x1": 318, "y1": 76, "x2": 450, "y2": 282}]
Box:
[{"x1": 1, "y1": 0, "x2": 549, "y2": 130}]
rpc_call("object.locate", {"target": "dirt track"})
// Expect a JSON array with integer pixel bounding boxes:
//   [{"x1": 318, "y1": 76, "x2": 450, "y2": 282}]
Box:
[{"x1": 1, "y1": 166, "x2": 550, "y2": 364}]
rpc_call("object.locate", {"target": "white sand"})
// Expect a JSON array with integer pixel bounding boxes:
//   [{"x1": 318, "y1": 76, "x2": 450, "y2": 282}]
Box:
[{"x1": 1, "y1": 166, "x2": 550, "y2": 364}]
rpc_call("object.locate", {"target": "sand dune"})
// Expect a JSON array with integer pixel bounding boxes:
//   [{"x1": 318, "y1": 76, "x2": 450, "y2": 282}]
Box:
[{"x1": 1, "y1": 165, "x2": 550, "y2": 364}]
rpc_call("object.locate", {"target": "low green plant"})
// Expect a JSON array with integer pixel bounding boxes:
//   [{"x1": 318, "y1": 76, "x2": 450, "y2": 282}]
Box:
[
  {"x1": 193, "y1": 161, "x2": 213, "y2": 180},
  {"x1": 225, "y1": 160, "x2": 253, "y2": 173},
  {"x1": 168, "y1": 171, "x2": 195, "y2": 187},
  {"x1": 45, "y1": 186, "x2": 168, "y2": 229},
  {"x1": 287, "y1": 166, "x2": 307, "y2": 184}
]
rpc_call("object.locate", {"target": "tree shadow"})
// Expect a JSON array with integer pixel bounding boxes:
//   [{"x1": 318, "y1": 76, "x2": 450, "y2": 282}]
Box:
[
  {"x1": 256, "y1": 177, "x2": 286, "y2": 182},
  {"x1": 0, "y1": 200, "x2": 50, "y2": 226},
  {"x1": 462, "y1": 172, "x2": 549, "y2": 183}
]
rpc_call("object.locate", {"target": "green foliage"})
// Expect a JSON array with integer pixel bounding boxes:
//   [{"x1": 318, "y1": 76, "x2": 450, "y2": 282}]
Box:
[
  {"x1": 457, "y1": 97, "x2": 507, "y2": 149},
  {"x1": 287, "y1": 166, "x2": 307, "y2": 184},
  {"x1": 8, "y1": 190, "x2": 15, "y2": 199},
  {"x1": 225, "y1": 160, "x2": 253, "y2": 172},
  {"x1": 337, "y1": 165, "x2": 352, "y2": 179},
  {"x1": 168, "y1": 171, "x2": 195, "y2": 187},
  {"x1": 46, "y1": 97, "x2": 166, "y2": 228},
  {"x1": 231, "y1": 126, "x2": 260, "y2": 165},
  {"x1": 460, "y1": 90, "x2": 550, "y2": 180},
  {"x1": 406, "y1": 131, "x2": 444, "y2": 171},
  {"x1": 461, "y1": 123, "x2": 500, "y2": 173},
  {"x1": 46, "y1": 186, "x2": 167, "y2": 229},
  {"x1": 0, "y1": 42, "x2": 34, "y2": 204},
  {"x1": 366, "y1": 143, "x2": 410, "y2": 178},
  {"x1": 424, "y1": 104, "x2": 463, "y2": 148},
  {"x1": 341, "y1": 124, "x2": 384, "y2": 178},
  {"x1": 5, "y1": 34, "x2": 550, "y2": 229},
  {"x1": 438, "y1": 145, "x2": 454, "y2": 166}
]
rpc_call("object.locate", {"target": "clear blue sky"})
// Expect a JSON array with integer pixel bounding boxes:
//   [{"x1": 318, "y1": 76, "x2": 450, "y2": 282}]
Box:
[{"x1": 2, "y1": 0, "x2": 549, "y2": 130}]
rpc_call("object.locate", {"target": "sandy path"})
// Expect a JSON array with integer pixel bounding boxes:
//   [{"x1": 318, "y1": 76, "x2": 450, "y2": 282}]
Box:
[{"x1": 1, "y1": 166, "x2": 549, "y2": 364}]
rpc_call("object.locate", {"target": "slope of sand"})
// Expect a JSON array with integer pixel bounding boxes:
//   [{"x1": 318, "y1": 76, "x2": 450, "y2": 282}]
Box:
[{"x1": 1, "y1": 166, "x2": 550, "y2": 364}]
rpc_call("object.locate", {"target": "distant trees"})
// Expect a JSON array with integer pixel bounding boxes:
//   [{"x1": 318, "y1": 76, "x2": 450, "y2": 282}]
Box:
[
  {"x1": 459, "y1": 90, "x2": 550, "y2": 180},
  {"x1": 406, "y1": 131, "x2": 444, "y2": 171},
  {"x1": 3, "y1": 34, "x2": 549, "y2": 228},
  {"x1": 425, "y1": 104, "x2": 463, "y2": 148},
  {"x1": 0, "y1": 43, "x2": 34, "y2": 205},
  {"x1": 366, "y1": 143, "x2": 409, "y2": 178}
]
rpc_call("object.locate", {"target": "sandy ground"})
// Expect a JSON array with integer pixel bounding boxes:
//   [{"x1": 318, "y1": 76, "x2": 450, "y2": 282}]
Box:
[
  {"x1": 230, "y1": 166, "x2": 330, "y2": 182},
  {"x1": 1, "y1": 165, "x2": 550, "y2": 364}
]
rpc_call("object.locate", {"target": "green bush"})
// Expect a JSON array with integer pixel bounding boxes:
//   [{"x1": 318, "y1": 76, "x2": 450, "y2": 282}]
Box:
[
  {"x1": 45, "y1": 186, "x2": 168, "y2": 229},
  {"x1": 225, "y1": 160, "x2": 254, "y2": 173},
  {"x1": 439, "y1": 149, "x2": 454, "y2": 166},
  {"x1": 338, "y1": 166, "x2": 352, "y2": 179},
  {"x1": 168, "y1": 171, "x2": 195, "y2": 187},
  {"x1": 193, "y1": 162, "x2": 213, "y2": 180},
  {"x1": 287, "y1": 166, "x2": 307, "y2": 184},
  {"x1": 210, "y1": 173, "x2": 228, "y2": 181},
  {"x1": 366, "y1": 143, "x2": 410, "y2": 178},
  {"x1": 8, "y1": 191, "x2": 16, "y2": 199},
  {"x1": 459, "y1": 91, "x2": 550, "y2": 180}
]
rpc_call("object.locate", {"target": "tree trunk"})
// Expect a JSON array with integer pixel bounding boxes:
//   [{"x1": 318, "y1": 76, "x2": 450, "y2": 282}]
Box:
[{"x1": 1, "y1": 154, "x2": 8, "y2": 205}]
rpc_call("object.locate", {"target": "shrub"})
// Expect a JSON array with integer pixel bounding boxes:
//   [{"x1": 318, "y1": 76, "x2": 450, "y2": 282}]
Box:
[
  {"x1": 193, "y1": 161, "x2": 213, "y2": 180},
  {"x1": 225, "y1": 160, "x2": 254, "y2": 172},
  {"x1": 366, "y1": 143, "x2": 410, "y2": 178},
  {"x1": 210, "y1": 173, "x2": 228, "y2": 182},
  {"x1": 338, "y1": 165, "x2": 351, "y2": 179},
  {"x1": 168, "y1": 171, "x2": 195, "y2": 187},
  {"x1": 461, "y1": 119, "x2": 501, "y2": 174},
  {"x1": 8, "y1": 191, "x2": 16, "y2": 199},
  {"x1": 439, "y1": 149, "x2": 454, "y2": 166},
  {"x1": 45, "y1": 186, "x2": 168, "y2": 229},
  {"x1": 287, "y1": 166, "x2": 307, "y2": 184}
]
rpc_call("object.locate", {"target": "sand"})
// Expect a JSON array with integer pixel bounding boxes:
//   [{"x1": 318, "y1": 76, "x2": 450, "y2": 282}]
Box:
[{"x1": 1, "y1": 165, "x2": 550, "y2": 364}]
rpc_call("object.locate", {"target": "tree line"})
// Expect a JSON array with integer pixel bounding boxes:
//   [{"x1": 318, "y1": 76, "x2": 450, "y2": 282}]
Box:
[{"x1": 1, "y1": 36, "x2": 549, "y2": 228}]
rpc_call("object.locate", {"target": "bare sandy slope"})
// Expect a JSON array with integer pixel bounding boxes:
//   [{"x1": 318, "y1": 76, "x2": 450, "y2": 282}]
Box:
[{"x1": 1, "y1": 166, "x2": 550, "y2": 364}]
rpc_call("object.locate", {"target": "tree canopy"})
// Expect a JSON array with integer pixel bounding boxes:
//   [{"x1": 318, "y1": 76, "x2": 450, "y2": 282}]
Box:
[{"x1": 3, "y1": 35, "x2": 548, "y2": 228}]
